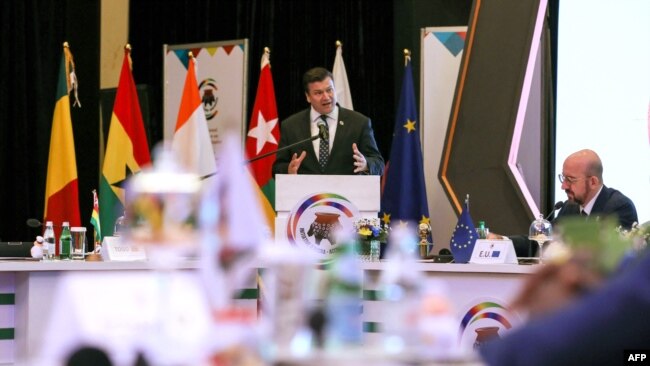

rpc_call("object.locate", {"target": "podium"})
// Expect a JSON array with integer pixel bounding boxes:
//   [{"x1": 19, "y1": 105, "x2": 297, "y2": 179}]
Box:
[{"x1": 275, "y1": 174, "x2": 380, "y2": 257}]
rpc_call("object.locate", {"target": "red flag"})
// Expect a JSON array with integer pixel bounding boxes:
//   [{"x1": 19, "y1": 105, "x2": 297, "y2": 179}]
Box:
[{"x1": 245, "y1": 48, "x2": 279, "y2": 232}]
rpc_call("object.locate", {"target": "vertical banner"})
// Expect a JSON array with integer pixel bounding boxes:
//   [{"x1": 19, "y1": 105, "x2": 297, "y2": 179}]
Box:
[
  {"x1": 420, "y1": 26, "x2": 466, "y2": 251},
  {"x1": 164, "y1": 40, "x2": 248, "y2": 161}
]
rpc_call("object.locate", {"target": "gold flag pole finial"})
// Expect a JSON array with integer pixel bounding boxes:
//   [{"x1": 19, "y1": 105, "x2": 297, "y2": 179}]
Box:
[
  {"x1": 188, "y1": 51, "x2": 194, "y2": 59},
  {"x1": 403, "y1": 48, "x2": 411, "y2": 66},
  {"x1": 62, "y1": 42, "x2": 81, "y2": 108},
  {"x1": 125, "y1": 43, "x2": 133, "y2": 71},
  {"x1": 336, "y1": 40, "x2": 342, "y2": 48},
  {"x1": 262, "y1": 47, "x2": 271, "y2": 68},
  {"x1": 465, "y1": 194, "x2": 470, "y2": 211}
]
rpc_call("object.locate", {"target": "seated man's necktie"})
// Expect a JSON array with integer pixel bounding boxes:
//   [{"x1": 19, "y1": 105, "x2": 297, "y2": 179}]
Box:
[{"x1": 318, "y1": 115, "x2": 329, "y2": 171}]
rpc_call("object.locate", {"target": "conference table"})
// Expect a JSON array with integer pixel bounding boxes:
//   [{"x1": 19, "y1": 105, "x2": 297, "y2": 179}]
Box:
[{"x1": 0, "y1": 259, "x2": 538, "y2": 365}]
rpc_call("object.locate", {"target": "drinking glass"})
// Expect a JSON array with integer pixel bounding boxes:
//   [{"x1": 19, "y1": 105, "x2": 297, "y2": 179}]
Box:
[{"x1": 528, "y1": 215, "x2": 552, "y2": 263}]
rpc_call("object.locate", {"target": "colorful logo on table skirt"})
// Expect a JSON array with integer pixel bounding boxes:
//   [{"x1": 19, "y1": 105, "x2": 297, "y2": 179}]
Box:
[
  {"x1": 199, "y1": 78, "x2": 219, "y2": 120},
  {"x1": 457, "y1": 298, "x2": 521, "y2": 350},
  {"x1": 286, "y1": 192, "x2": 359, "y2": 256}
]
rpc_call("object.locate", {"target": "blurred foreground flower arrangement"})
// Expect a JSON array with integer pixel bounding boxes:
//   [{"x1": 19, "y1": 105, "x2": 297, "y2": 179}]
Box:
[{"x1": 616, "y1": 222, "x2": 649, "y2": 252}]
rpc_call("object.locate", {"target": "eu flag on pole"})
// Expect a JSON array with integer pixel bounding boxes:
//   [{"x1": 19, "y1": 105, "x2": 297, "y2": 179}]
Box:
[
  {"x1": 450, "y1": 197, "x2": 477, "y2": 263},
  {"x1": 380, "y1": 51, "x2": 430, "y2": 231}
]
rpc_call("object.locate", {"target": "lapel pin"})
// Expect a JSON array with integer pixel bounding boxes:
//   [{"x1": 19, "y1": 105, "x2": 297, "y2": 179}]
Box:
[{"x1": 339, "y1": 120, "x2": 344, "y2": 126}]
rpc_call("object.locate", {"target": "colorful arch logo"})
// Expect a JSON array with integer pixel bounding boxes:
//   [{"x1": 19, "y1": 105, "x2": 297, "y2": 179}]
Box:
[
  {"x1": 458, "y1": 298, "x2": 520, "y2": 349},
  {"x1": 286, "y1": 192, "x2": 359, "y2": 256}
]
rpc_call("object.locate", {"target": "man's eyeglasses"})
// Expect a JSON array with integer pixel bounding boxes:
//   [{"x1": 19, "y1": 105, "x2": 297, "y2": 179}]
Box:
[{"x1": 558, "y1": 174, "x2": 588, "y2": 184}]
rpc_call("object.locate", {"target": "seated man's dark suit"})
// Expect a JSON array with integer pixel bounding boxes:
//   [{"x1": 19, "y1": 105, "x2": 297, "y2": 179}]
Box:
[
  {"x1": 554, "y1": 185, "x2": 638, "y2": 229},
  {"x1": 272, "y1": 107, "x2": 384, "y2": 176},
  {"x1": 512, "y1": 185, "x2": 638, "y2": 257}
]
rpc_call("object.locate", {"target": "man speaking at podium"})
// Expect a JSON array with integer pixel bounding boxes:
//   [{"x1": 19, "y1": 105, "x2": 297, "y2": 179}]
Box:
[{"x1": 272, "y1": 67, "x2": 384, "y2": 176}]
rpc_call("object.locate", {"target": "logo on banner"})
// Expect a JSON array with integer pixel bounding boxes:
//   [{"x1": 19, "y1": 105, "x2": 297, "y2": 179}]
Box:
[
  {"x1": 458, "y1": 297, "x2": 521, "y2": 349},
  {"x1": 286, "y1": 193, "x2": 359, "y2": 256},
  {"x1": 199, "y1": 78, "x2": 219, "y2": 120}
]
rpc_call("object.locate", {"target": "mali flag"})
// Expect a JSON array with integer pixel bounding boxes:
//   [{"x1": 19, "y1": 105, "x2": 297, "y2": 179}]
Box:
[
  {"x1": 245, "y1": 48, "x2": 279, "y2": 234},
  {"x1": 99, "y1": 45, "x2": 151, "y2": 236},
  {"x1": 44, "y1": 42, "x2": 81, "y2": 241},
  {"x1": 380, "y1": 53, "x2": 430, "y2": 231}
]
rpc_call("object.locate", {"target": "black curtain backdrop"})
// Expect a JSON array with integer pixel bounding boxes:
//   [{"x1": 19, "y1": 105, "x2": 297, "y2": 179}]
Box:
[
  {"x1": 128, "y1": 0, "x2": 396, "y2": 159},
  {"x1": 1, "y1": 0, "x2": 472, "y2": 241},
  {"x1": 0, "y1": 0, "x2": 100, "y2": 241}
]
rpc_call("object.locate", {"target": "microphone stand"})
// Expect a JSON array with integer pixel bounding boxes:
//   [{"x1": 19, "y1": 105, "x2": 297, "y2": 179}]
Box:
[{"x1": 246, "y1": 133, "x2": 320, "y2": 164}]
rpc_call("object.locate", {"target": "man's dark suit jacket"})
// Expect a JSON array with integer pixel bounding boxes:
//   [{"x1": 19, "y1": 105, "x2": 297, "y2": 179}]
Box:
[
  {"x1": 512, "y1": 185, "x2": 638, "y2": 257},
  {"x1": 272, "y1": 107, "x2": 384, "y2": 175},
  {"x1": 554, "y1": 185, "x2": 638, "y2": 230},
  {"x1": 480, "y1": 250, "x2": 650, "y2": 366}
]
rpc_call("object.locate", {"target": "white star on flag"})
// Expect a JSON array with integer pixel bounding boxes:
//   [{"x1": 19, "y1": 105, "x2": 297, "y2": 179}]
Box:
[{"x1": 247, "y1": 111, "x2": 278, "y2": 154}]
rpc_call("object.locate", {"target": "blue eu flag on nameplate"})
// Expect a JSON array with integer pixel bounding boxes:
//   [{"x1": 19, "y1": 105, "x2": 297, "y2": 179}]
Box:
[
  {"x1": 450, "y1": 201, "x2": 477, "y2": 263},
  {"x1": 380, "y1": 56, "x2": 430, "y2": 233}
]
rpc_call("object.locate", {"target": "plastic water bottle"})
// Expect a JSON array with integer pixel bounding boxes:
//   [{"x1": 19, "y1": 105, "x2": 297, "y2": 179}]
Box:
[
  {"x1": 326, "y1": 242, "x2": 363, "y2": 348},
  {"x1": 59, "y1": 222, "x2": 72, "y2": 260},
  {"x1": 43, "y1": 221, "x2": 56, "y2": 260},
  {"x1": 380, "y1": 227, "x2": 423, "y2": 354},
  {"x1": 370, "y1": 239, "x2": 380, "y2": 261}
]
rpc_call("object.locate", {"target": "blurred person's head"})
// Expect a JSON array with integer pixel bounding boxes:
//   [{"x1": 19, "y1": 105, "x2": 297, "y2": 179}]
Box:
[{"x1": 560, "y1": 149, "x2": 603, "y2": 206}]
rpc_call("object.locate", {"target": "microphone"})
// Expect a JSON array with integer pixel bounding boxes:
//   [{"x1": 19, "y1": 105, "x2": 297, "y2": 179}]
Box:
[
  {"x1": 26, "y1": 219, "x2": 60, "y2": 228},
  {"x1": 545, "y1": 201, "x2": 565, "y2": 220},
  {"x1": 246, "y1": 132, "x2": 320, "y2": 164},
  {"x1": 26, "y1": 218, "x2": 43, "y2": 228},
  {"x1": 316, "y1": 119, "x2": 329, "y2": 141}
]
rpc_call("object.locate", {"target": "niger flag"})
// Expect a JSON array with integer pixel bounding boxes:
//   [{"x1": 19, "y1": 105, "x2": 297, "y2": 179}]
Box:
[
  {"x1": 245, "y1": 48, "x2": 279, "y2": 234},
  {"x1": 99, "y1": 45, "x2": 151, "y2": 236},
  {"x1": 44, "y1": 42, "x2": 81, "y2": 241}
]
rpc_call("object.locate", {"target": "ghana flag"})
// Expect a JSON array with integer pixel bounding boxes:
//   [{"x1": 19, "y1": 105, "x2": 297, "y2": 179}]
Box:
[
  {"x1": 44, "y1": 42, "x2": 81, "y2": 240},
  {"x1": 99, "y1": 45, "x2": 151, "y2": 236}
]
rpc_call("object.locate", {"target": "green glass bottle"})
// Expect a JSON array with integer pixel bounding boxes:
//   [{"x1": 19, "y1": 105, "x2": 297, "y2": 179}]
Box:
[
  {"x1": 477, "y1": 221, "x2": 488, "y2": 239},
  {"x1": 59, "y1": 221, "x2": 72, "y2": 260}
]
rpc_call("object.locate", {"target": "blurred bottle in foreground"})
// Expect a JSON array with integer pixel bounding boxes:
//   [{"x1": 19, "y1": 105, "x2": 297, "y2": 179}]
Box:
[
  {"x1": 325, "y1": 239, "x2": 363, "y2": 349},
  {"x1": 380, "y1": 225, "x2": 423, "y2": 354}
]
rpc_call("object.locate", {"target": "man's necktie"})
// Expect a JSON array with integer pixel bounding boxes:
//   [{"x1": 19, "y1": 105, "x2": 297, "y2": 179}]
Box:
[
  {"x1": 318, "y1": 115, "x2": 329, "y2": 171},
  {"x1": 580, "y1": 210, "x2": 588, "y2": 217}
]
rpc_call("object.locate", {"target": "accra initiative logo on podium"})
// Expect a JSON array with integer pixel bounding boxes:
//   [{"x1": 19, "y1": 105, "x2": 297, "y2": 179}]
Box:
[
  {"x1": 457, "y1": 297, "x2": 522, "y2": 349},
  {"x1": 285, "y1": 192, "x2": 359, "y2": 256}
]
